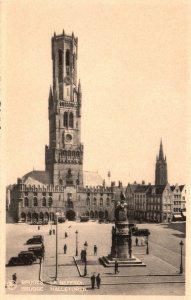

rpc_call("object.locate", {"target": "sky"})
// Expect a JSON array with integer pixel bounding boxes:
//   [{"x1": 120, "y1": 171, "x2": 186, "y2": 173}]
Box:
[{"x1": 2, "y1": 0, "x2": 190, "y2": 187}]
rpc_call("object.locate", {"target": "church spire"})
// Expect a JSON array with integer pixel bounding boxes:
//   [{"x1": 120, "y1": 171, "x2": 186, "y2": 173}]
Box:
[{"x1": 159, "y1": 139, "x2": 164, "y2": 160}]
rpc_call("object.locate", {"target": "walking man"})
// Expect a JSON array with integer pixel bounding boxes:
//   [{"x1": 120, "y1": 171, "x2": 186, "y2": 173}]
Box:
[
  {"x1": 64, "y1": 244, "x2": 67, "y2": 254},
  {"x1": 65, "y1": 232, "x2": 68, "y2": 238},
  {"x1": 135, "y1": 237, "x2": 139, "y2": 246},
  {"x1": 114, "y1": 260, "x2": 119, "y2": 274},
  {"x1": 91, "y1": 274, "x2": 96, "y2": 289},
  {"x1": 96, "y1": 273, "x2": 101, "y2": 288},
  {"x1": 12, "y1": 273, "x2": 17, "y2": 284},
  {"x1": 94, "y1": 245, "x2": 97, "y2": 256}
]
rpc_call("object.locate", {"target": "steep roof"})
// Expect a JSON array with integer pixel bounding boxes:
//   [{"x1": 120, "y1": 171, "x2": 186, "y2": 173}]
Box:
[
  {"x1": 22, "y1": 170, "x2": 51, "y2": 185},
  {"x1": 134, "y1": 185, "x2": 150, "y2": 193},
  {"x1": 179, "y1": 185, "x2": 185, "y2": 192},
  {"x1": 147, "y1": 185, "x2": 167, "y2": 195}
]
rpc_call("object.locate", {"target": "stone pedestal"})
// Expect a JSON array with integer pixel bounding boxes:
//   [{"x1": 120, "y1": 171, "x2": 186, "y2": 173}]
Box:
[{"x1": 100, "y1": 196, "x2": 145, "y2": 267}]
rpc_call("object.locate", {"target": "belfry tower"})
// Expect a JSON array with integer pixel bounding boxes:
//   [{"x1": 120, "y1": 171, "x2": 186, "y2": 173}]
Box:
[
  {"x1": 45, "y1": 31, "x2": 83, "y2": 186},
  {"x1": 155, "y1": 140, "x2": 168, "y2": 185}
]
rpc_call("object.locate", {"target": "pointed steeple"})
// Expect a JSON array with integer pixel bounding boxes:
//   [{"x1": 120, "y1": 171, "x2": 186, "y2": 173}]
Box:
[{"x1": 159, "y1": 139, "x2": 164, "y2": 160}]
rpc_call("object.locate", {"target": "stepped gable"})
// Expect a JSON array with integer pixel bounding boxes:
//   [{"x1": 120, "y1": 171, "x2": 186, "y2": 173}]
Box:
[{"x1": 22, "y1": 170, "x2": 51, "y2": 185}]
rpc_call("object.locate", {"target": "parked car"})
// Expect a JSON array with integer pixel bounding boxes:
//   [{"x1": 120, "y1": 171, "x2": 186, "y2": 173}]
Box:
[
  {"x1": 26, "y1": 237, "x2": 42, "y2": 244},
  {"x1": 28, "y1": 246, "x2": 44, "y2": 259},
  {"x1": 32, "y1": 235, "x2": 44, "y2": 241},
  {"x1": 9, "y1": 252, "x2": 36, "y2": 266},
  {"x1": 132, "y1": 228, "x2": 150, "y2": 236}
]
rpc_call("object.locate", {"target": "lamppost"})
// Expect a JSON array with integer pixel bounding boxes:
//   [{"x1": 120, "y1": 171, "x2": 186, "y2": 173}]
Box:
[
  {"x1": 75, "y1": 230, "x2": 78, "y2": 256},
  {"x1": 146, "y1": 235, "x2": 149, "y2": 255},
  {"x1": 128, "y1": 227, "x2": 132, "y2": 258},
  {"x1": 84, "y1": 241, "x2": 88, "y2": 276},
  {"x1": 55, "y1": 212, "x2": 60, "y2": 281},
  {"x1": 180, "y1": 240, "x2": 184, "y2": 274}
]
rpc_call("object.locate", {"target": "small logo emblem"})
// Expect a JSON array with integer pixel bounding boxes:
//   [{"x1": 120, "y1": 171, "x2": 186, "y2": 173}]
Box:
[{"x1": 6, "y1": 280, "x2": 17, "y2": 290}]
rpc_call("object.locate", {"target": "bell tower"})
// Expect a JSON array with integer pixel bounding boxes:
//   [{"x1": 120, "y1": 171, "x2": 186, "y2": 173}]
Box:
[
  {"x1": 155, "y1": 140, "x2": 168, "y2": 185},
  {"x1": 45, "y1": 31, "x2": 83, "y2": 186}
]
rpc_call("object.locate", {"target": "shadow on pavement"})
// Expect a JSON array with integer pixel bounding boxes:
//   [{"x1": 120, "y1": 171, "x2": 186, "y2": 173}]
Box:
[{"x1": 160, "y1": 222, "x2": 186, "y2": 234}]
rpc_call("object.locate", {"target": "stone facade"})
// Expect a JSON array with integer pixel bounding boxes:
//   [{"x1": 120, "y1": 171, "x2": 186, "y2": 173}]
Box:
[{"x1": 45, "y1": 32, "x2": 83, "y2": 187}]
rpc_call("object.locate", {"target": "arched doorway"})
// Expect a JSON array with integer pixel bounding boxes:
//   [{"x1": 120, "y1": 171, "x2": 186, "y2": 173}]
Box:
[
  {"x1": 99, "y1": 211, "x2": 104, "y2": 220},
  {"x1": 32, "y1": 213, "x2": 38, "y2": 222},
  {"x1": 44, "y1": 212, "x2": 49, "y2": 222},
  {"x1": 66, "y1": 210, "x2": 76, "y2": 221},
  {"x1": 26, "y1": 212, "x2": 31, "y2": 222},
  {"x1": 90, "y1": 211, "x2": 94, "y2": 219},
  {"x1": 20, "y1": 212, "x2": 26, "y2": 222},
  {"x1": 39, "y1": 212, "x2": 44, "y2": 221}
]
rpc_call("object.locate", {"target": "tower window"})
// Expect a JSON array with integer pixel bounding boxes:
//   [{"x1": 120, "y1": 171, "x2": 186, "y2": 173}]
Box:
[
  {"x1": 48, "y1": 197, "x2": 53, "y2": 207},
  {"x1": 63, "y1": 112, "x2": 68, "y2": 127},
  {"x1": 69, "y1": 112, "x2": 74, "y2": 128},
  {"x1": 58, "y1": 49, "x2": 63, "y2": 65},
  {"x1": 66, "y1": 50, "x2": 70, "y2": 66},
  {"x1": 42, "y1": 197, "x2": 46, "y2": 207},
  {"x1": 59, "y1": 84, "x2": 63, "y2": 99},
  {"x1": 33, "y1": 197, "x2": 38, "y2": 207},
  {"x1": 24, "y1": 197, "x2": 29, "y2": 207}
]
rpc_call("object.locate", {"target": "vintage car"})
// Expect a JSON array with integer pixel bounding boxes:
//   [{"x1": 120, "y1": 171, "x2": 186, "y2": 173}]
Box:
[
  {"x1": 28, "y1": 246, "x2": 44, "y2": 259},
  {"x1": 132, "y1": 228, "x2": 150, "y2": 236},
  {"x1": 26, "y1": 237, "x2": 42, "y2": 244},
  {"x1": 8, "y1": 252, "x2": 36, "y2": 266}
]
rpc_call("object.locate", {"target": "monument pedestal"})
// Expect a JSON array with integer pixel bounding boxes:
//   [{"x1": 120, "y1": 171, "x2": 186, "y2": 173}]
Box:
[
  {"x1": 100, "y1": 196, "x2": 146, "y2": 267},
  {"x1": 100, "y1": 255, "x2": 146, "y2": 267}
]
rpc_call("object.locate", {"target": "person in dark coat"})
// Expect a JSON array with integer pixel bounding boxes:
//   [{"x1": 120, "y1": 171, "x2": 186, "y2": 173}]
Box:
[
  {"x1": 53, "y1": 229, "x2": 55, "y2": 235},
  {"x1": 114, "y1": 260, "x2": 119, "y2": 274},
  {"x1": 91, "y1": 274, "x2": 96, "y2": 289},
  {"x1": 94, "y1": 245, "x2": 97, "y2": 256},
  {"x1": 135, "y1": 237, "x2": 139, "y2": 246},
  {"x1": 12, "y1": 273, "x2": 17, "y2": 284},
  {"x1": 65, "y1": 232, "x2": 68, "y2": 238},
  {"x1": 64, "y1": 244, "x2": 67, "y2": 254},
  {"x1": 96, "y1": 273, "x2": 101, "y2": 288}
]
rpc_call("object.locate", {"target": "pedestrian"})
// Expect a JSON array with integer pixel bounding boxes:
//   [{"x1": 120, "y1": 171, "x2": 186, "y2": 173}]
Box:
[
  {"x1": 114, "y1": 260, "x2": 119, "y2": 274},
  {"x1": 94, "y1": 245, "x2": 97, "y2": 256},
  {"x1": 96, "y1": 273, "x2": 101, "y2": 288},
  {"x1": 49, "y1": 229, "x2": 52, "y2": 235},
  {"x1": 12, "y1": 273, "x2": 17, "y2": 284},
  {"x1": 64, "y1": 244, "x2": 67, "y2": 254},
  {"x1": 38, "y1": 225, "x2": 40, "y2": 230},
  {"x1": 53, "y1": 229, "x2": 55, "y2": 235},
  {"x1": 65, "y1": 232, "x2": 68, "y2": 238},
  {"x1": 90, "y1": 274, "x2": 96, "y2": 289},
  {"x1": 135, "y1": 237, "x2": 139, "y2": 246}
]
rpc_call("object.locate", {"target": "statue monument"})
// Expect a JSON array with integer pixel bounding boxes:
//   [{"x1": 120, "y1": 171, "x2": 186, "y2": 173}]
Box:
[{"x1": 100, "y1": 192, "x2": 146, "y2": 267}]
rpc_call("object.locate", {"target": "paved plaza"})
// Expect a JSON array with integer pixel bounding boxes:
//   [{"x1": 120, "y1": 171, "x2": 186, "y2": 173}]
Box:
[{"x1": 6, "y1": 221, "x2": 186, "y2": 295}]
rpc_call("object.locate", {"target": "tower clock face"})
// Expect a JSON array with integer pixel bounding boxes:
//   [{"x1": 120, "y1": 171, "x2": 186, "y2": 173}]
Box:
[{"x1": 65, "y1": 134, "x2": 72, "y2": 143}]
